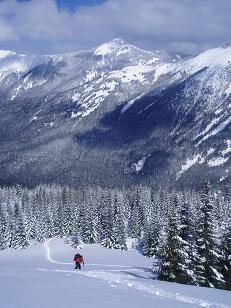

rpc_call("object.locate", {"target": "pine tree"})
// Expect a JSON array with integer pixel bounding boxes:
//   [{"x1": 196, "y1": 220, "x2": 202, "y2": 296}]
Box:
[
  {"x1": 113, "y1": 192, "x2": 127, "y2": 250},
  {"x1": 194, "y1": 181, "x2": 225, "y2": 288},
  {"x1": 45, "y1": 213, "x2": 55, "y2": 239},
  {"x1": 143, "y1": 197, "x2": 161, "y2": 258},
  {"x1": 178, "y1": 197, "x2": 195, "y2": 284},
  {"x1": 35, "y1": 216, "x2": 47, "y2": 243},
  {"x1": 79, "y1": 189, "x2": 97, "y2": 244},
  {"x1": 10, "y1": 203, "x2": 30, "y2": 249},
  {"x1": 54, "y1": 194, "x2": 66, "y2": 238},
  {"x1": 15, "y1": 215, "x2": 30, "y2": 249},
  {"x1": 25, "y1": 201, "x2": 37, "y2": 240},
  {"x1": 101, "y1": 192, "x2": 115, "y2": 248},
  {"x1": 0, "y1": 205, "x2": 9, "y2": 249},
  {"x1": 61, "y1": 187, "x2": 73, "y2": 237},
  {"x1": 128, "y1": 188, "x2": 144, "y2": 238},
  {"x1": 128, "y1": 204, "x2": 140, "y2": 238},
  {"x1": 221, "y1": 225, "x2": 231, "y2": 290},
  {"x1": 158, "y1": 195, "x2": 194, "y2": 284},
  {"x1": 143, "y1": 223, "x2": 156, "y2": 257}
]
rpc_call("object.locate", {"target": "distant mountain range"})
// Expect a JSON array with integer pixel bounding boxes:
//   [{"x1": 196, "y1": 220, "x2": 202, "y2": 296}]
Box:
[{"x1": 0, "y1": 39, "x2": 230, "y2": 189}]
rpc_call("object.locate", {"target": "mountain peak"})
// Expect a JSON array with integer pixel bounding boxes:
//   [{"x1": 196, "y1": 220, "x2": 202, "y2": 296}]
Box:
[
  {"x1": 187, "y1": 45, "x2": 231, "y2": 69},
  {"x1": 111, "y1": 38, "x2": 126, "y2": 44},
  {"x1": 94, "y1": 38, "x2": 132, "y2": 56}
]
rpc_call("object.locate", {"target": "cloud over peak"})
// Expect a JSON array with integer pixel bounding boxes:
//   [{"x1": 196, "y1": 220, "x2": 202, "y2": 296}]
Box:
[{"x1": 0, "y1": 0, "x2": 230, "y2": 55}]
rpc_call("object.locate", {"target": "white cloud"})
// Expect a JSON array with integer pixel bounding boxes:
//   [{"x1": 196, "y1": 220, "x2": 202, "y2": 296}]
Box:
[
  {"x1": 0, "y1": 0, "x2": 230, "y2": 54},
  {"x1": 0, "y1": 19, "x2": 17, "y2": 41}
]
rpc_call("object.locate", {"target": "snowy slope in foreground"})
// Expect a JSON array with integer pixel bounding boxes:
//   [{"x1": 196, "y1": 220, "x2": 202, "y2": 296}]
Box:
[{"x1": 0, "y1": 239, "x2": 230, "y2": 308}]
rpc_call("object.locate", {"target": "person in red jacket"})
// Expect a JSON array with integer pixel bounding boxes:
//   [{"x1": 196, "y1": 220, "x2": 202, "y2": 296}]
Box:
[{"x1": 73, "y1": 253, "x2": 84, "y2": 270}]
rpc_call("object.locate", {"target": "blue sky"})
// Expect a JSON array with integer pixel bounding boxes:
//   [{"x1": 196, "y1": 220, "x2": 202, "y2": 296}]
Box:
[
  {"x1": 0, "y1": 0, "x2": 230, "y2": 55},
  {"x1": 56, "y1": 0, "x2": 105, "y2": 10},
  {"x1": 18, "y1": 0, "x2": 106, "y2": 10}
]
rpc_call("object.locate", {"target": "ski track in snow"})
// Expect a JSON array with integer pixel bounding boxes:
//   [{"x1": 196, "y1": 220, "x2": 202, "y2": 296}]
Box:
[
  {"x1": 43, "y1": 239, "x2": 140, "y2": 268},
  {"x1": 40, "y1": 239, "x2": 230, "y2": 308}
]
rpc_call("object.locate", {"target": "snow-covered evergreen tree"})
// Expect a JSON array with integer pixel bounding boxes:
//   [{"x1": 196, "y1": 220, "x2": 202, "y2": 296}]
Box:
[
  {"x1": 158, "y1": 196, "x2": 194, "y2": 284},
  {"x1": 10, "y1": 202, "x2": 29, "y2": 249},
  {"x1": 142, "y1": 223, "x2": 157, "y2": 257},
  {"x1": 128, "y1": 188, "x2": 145, "y2": 238},
  {"x1": 194, "y1": 181, "x2": 225, "y2": 288},
  {"x1": 221, "y1": 225, "x2": 231, "y2": 290},
  {"x1": 178, "y1": 197, "x2": 195, "y2": 284},
  {"x1": 113, "y1": 191, "x2": 127, "y2": 250},
  {"x1": 0, "y1": 205, "x2": 9, "y2": 249},
  {"x1": 101, "y1": 191, "x2": 116, "y2": 248},
  {"x1": 0, "y1": 183, "x2": 230, "y2": 290}
]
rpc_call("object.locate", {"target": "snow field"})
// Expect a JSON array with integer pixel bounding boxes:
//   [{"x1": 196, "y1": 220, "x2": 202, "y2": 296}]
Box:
[{"x1": 1, "y1": 238, "x2": 230, "y2": 308}]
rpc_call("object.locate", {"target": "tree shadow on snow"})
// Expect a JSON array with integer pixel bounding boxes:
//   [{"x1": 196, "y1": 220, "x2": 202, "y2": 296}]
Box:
[{"x1": 120, "y1": 267, "x2": 153, "y2": 280}]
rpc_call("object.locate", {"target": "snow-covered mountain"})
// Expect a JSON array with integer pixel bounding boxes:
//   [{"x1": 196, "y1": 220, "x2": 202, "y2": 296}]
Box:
[
  {"x1": 0, "y1": 39, "x2": 230, "y2": 188},
  {"x1": 0, "y1": 39, "x2": 177, "y2": 118}
]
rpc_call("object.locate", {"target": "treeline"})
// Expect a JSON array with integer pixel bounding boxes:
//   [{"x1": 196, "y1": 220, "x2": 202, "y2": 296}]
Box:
[{"x1": 0, "y1": 182, "x2": 230, "y2": 290}]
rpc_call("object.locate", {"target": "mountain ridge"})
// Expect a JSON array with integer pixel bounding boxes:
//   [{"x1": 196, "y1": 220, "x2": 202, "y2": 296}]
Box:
[{"x1": 0, "y1": 39, "x2": 230, "y2": 189}]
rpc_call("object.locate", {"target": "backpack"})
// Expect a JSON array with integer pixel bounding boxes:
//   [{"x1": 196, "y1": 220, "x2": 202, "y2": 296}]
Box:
[
  {"x1": 74, "y1": 253, "x2": 81, "y2": 261},
  {"x1": 76, "y1": 256, "x2": 82, "y2": 263}
]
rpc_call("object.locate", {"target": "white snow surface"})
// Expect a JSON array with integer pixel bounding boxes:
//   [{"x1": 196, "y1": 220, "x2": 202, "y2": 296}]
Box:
[
  {"x1": 132, "y1": 155, "x2": 151, "y2": 173},
  {"x1": 94, "y1": 38, "x2": 150, "y2": 57},
  {"x1": 1, "y1": 42, "x2": 230, "y2": 122},
  {"x1": 207, "y1": 148, "x2": 216, "y2": 156},
  {"x1": 221, "y1": 140, "x2": 231, "y2": 156},
  {"x1": 196, "y1": 116, "x2": 231, "y2": 146},
  {"x1": 185, "y1": 46, "x2": 231, "y2": 70},
  {"x1": 0, "y1": 50, "x2": 16, "y2": 59},
  {"x1": 194, "y1": 116, "x2": 223, "y2": 142},
  {"x1": 0, "y1": 238, "x2": 230, "y2": 308},
  {"x1": 121, "y1": 93, "x2": 144, "y2": 114},
  {"x1": 94, "y1": 39, "x2": 127, "y2": 56},
  {"x1": 177, "y1": 154, "x2": 205, "y2": 178},
  {"x1": 207, "y1": 156, "x2": 229, "y2": 167}
]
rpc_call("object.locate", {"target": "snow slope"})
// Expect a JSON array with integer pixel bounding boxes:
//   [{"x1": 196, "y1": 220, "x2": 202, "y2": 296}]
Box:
[{"x1": 0, "y1": 239, "x2": 230, "y2": 308}]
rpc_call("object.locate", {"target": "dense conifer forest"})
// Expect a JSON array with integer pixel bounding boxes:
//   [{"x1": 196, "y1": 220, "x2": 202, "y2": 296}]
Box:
[{"x1": 0, "y1": 182, "x2": 230, "y2": 290}]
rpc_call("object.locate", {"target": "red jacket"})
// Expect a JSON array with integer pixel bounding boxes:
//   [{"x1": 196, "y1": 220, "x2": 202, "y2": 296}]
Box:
[{"x1": 74, "y1": 255, "x2": 84, "y2": 264}]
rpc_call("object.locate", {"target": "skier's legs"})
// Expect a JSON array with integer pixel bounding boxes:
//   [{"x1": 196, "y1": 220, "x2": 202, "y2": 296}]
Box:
[{"x1": 75, "y1": 263, "x2": 81, "y2": 270}]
